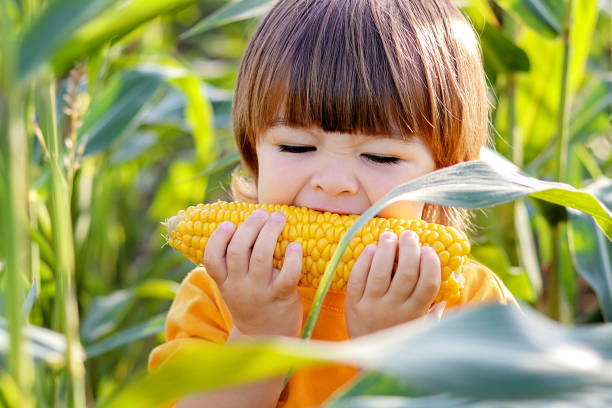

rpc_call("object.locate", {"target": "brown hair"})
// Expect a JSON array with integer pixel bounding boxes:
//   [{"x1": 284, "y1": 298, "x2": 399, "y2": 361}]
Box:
[{"x1": 230, "y1": 0, "x2": 490, "y2": 232}]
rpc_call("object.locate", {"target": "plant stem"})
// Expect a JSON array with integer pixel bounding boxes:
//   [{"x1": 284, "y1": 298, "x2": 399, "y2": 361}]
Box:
[
  {"x1": 0, "y1": 2, "x2": 34, "y2": 406},
  {"x1": 548, "y1": 224, "x2": 561, "y2": 320},
  {"x1": 38, "y1": 79, "x2": 86, "y2": 408},
  {"x1": 554, "y1": 0, "x2": 573, "y2": 183},
  {"x1": 548, "y1": 0, "x2": 574, "y2": 320}
]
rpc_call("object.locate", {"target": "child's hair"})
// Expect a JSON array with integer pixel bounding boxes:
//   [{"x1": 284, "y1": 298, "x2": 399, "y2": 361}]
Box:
[{"x1": 230, "y1": 0, "x2": 490, "y2": 232}]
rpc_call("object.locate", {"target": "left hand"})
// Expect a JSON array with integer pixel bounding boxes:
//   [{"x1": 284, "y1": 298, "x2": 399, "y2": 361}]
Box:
[{"x1": 345, "y1": 230, "x2": 442, "y2": 338}]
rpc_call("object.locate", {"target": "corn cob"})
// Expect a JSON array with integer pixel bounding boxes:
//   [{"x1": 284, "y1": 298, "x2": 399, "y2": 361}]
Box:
[{"x1": 165, "y1": 201, "x2": 470, "y2": 304}]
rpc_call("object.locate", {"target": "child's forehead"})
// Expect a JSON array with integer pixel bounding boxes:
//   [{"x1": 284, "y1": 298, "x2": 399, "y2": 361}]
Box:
[{"x1": 263, "y1": 120, "x2": 417, "y2": 142}]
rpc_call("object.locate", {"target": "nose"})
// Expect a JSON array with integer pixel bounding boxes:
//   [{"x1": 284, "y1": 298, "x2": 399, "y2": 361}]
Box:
[{"x1": 310, "y1": 158, "x2": 359, "y2": 196}]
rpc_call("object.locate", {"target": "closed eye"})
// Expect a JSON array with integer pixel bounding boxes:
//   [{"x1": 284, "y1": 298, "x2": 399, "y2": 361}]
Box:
[
  {"x1": 362, "y1": 154, "x2": 400, "y2": 165},
  {"x1": 278, "y1": 145, "x2": 316, "y2": 153}
]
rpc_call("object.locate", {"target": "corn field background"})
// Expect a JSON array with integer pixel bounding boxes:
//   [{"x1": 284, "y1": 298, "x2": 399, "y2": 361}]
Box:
[{"x1": 0, "y1": 0, "x2": 611, "y2": 407}]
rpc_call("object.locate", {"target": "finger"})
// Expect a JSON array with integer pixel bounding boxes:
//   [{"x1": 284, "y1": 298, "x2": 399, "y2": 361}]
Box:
[
  {"x1": 406, "y1": 246, "x2": 441, "y2": 308},
  {"x1": 346, "y1": 244, "x2": 376, "y2": 304},
  {"x1": 273, "y1": 241, "x2": 303, "y2": 297},
  {"x1": 363, "y1": 232, "x2": 397, "y2": 298},
  {"x1": 225, "y1": 209, "x2": 269, "y2": 278},
  {"x1": 388, "y1": 230, "x2": 421, "y2": 300},
  {"x1": 202, "y1": 221, "x2": 236, "y2": 285},
  {"x1": 249, "y1": 212, "x2": 286, "y2": 284}
]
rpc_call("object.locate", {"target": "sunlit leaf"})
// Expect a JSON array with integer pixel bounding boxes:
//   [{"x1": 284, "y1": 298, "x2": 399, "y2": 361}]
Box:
[
  {"x1": 570, "y1": 78, "x2": 612, "y2": 142},
  {"x1": 191, "y1": 151, "x2": 240, "y2": 181},
  {"x1": 80, "y1": 279, "x2": 178, "y2": 343},
  {"x1": 516, "y1": 28, "x2": 562, "y2": 164},
  {"x1": 328, "y1": 371, "x2": 420, "y2": 402},
  {"x1": 514, "y1": 199, "x2": 544, "y2": 297},
  {"x1": 568, "y1": 177, "x2": 612, "y2": 321},
  {"x1": 78, "y1": 69, "x2": 166, "y2": 156},
  {"x1": 97, "y1": 305, "x2": 612, "y2": 408},
  {"x1": 471, "y1": 245, "x2": 535, "y2": 303},
  {"x1": 569, "y1": 0, "x2": 598, "y2": 92},
  {"x1": 0, "y1": 371, "x2": 22, "y2": 408},
  {"x1": 85, "y1": 314, "x2": 166, "y2": 359},
  {"x1": 52, "y1": 0, "x2": 199, "y2": 74},
  {"x1": 496, "y1": 0, "x2": 565, "y2": 38},
  {"x1": 97, "y1": 339, "x2": 327, "y2": 408},
  {"x1": 0, "y1": 318, "x2": 69, "y2": 368},
  {"x1": 80, "y1": 290, "x2": 133, "y2": 344},
  {"x1": 461, "y1": 0, "x2": 500, "y2": 27},
  {"x1": 18, "y1": 0, "x2": 114, "y2": 79},
  {"x1": 21, "y1": 281, "x2": 37, "y2": 320},
  {"x1": 327, "y1": 394, "x2": 471, "y2": 407},
  {"x1": 149, "y1": 160, "x2": 209, "y2": 222},
  {"x1": 181, "y1": 0, "x2": 274, "y2": 38},
  {"x1": 478, "y1": 22, "x2": 529, "y2": 82},
  {"x1": 169, "y1": 74, "x2": 214, "y2": 163},
  {"x1": 525, "y1": 77, "x2": 612, "y2": 174},
  {"x1": 108, "y1": 131, "x2": 158, "y2": 166}
]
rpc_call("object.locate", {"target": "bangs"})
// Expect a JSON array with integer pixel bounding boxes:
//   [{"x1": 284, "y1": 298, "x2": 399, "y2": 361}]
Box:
[
  {"x1": 246, "y1": 0, "x2": 429, "y2": 139},
  {"x1": 234, "y1": 0, "x2": 488, "y2": 174}
]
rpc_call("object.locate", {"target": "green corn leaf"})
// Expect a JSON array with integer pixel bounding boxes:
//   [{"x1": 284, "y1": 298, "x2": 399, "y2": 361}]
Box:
[
  {"x1": 181, "y1": 0, "x2": 274, "y2": 38},
  {"x1": 496, "y1": 0, "x2": 565, "y2": 38},
  {"x1": 189, "y1": 151, "x2": 240, "y2": 181},
  {"x1": 78, "y1": 69, "x2": 166, "y2": 156},
  {"x1": 327, "y1": 394, "x2": 472, "y2": 407},
  {"x1": 85, "y1": 314, "x2": 166, "y2": 359},
  {"x1": 51, "y1": 0, "x2": 199, "y2": 74},
  {"x1": 327, "y1": 371, "x2": 421, "y2": 402},
  {"x1": 96, "y1": 339, "x2": 328, "y2": 408},
  {"x1": 568, "y1": 177, "x2": 612, "y2": 321},
  {"x1": 0, "y1": 318, "x2": 70, "y2": 368},
  {"x1": 525, "y1": 77, "x2": 612, "y2": 174},
  {"x1": 21, "y1": 281, "x2": 37, "y2": 320},
  {"x1": 97, "y1": 304, "x2": 612, "y2": 408},
  {"x1": 18, "y1": 0, "x2": 115, "y2": 79},
  {"x1": 0, "y1": 371, "x2": 22, "y2": 408},
  {"x1": 80, "y1": 279, "x2": 178, "y2": 344},
  {"x1": 478, "y1": 21, "x2": 530, "y2": 82}
]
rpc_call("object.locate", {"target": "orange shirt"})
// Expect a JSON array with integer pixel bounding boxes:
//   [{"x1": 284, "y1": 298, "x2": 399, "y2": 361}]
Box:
[{"x1": 149, "y1": 260, "x2": 517, "y2": 407}]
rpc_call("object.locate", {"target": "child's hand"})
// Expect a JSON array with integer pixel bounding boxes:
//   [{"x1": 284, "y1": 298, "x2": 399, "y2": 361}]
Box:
[
  {"x1": 202, "y1": 209, "x2": 304, "y2": 338},
  {"x1": 345, "y1": 230, "x2": 441, "y2": 338}
]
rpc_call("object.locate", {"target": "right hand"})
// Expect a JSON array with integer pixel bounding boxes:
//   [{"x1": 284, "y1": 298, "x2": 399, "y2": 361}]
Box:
[{"x1": 202, "y1": 209, "x2": 304, "y2": 338}]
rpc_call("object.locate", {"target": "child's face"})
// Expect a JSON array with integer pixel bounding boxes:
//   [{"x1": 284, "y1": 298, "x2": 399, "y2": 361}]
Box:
[{"x1": 255, "y1": 124, "x2": 435, "y2": 219}]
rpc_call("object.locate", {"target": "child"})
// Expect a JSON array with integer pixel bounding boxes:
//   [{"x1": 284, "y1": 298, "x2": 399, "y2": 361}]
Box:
[{"x1": 149, "y1": 0, "x2": 517, "y2": 406}]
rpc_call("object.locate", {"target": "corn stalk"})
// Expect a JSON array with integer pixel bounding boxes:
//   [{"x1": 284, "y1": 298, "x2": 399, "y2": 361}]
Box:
[
  {"x1": 548, "y1": 0, "x2": 574, "y2": 321},
  {"x1": 0, "y1": 2, "x2": 35, "y2": 406},
  {"x1": 37, "y1": 79, "x2": 86, "y2": 407}
]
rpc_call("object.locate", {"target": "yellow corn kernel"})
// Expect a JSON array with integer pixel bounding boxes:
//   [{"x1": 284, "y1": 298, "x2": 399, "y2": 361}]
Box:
[{"x1": 165, "y1": 201, "x2": 471, "y2": 304}]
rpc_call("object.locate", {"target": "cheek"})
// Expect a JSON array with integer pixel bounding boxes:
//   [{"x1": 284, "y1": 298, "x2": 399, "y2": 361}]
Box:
[
  {"x1": 377, "y1": 201, "x2": 425, "y2": 220},
  {"x1": 363, "y1": 165, "x2": 429, "y2": 220},
  {"x1": 256, "y1": 151, "x2": 308, "y2": 203}
]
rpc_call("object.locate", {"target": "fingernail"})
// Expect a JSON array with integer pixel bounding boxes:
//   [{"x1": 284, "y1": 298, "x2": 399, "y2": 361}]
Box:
[
  {"x1": 287, "y1": 242, "x2": 301, "y2": 252},
  {"x1": 219, "y1": 221, "x2": 235, "y2": 232},
  {"x1": 381, "y1": 231, "x2": 396, "y2": 242},
  {"x1": 271, "y1": 212, "x2": 285, "y2": 222},
  {"x1": 252, "y1": 209, "x2": 268, "y2": 218},
  {"x1": 422, "y1": 245, "x2": 435, "y2": 255},
  {"x1": 365, "y1": 244, "x2": 376, "y2": 255},
  {"x1": 401, "y1": 230, "x2": 419, "y2": 242}
]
